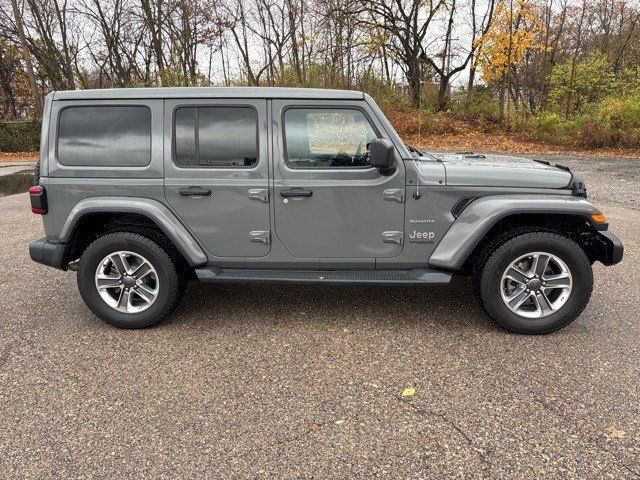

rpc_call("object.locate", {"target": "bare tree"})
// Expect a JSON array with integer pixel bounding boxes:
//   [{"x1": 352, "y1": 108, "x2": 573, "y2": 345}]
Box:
[
  {"x1": 9, "y1": 0, "x2": 41, "y2": 113},
  {"x1": 350, "y1": 0, "x2": 447, "y2": 107},
  {"x1": 78, "y1": 0, "x2": 146, "y2": 87},
  {"x1": 424, "y1": 0, "x2": 495, "y2": 110},
  {"x1": 140, "y1": 0, "x2": 164, "y2": 73}
]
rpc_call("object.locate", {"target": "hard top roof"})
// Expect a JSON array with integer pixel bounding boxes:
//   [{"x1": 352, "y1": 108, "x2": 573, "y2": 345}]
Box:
[{"x1": 53, "y1": 87, "x2": 365, "y2": 101}]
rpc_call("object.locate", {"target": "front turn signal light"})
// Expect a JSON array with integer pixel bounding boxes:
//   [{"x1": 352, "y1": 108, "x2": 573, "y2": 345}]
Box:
[{"x1": 590, "y1": 213, "x2": 607, "y2": 224}]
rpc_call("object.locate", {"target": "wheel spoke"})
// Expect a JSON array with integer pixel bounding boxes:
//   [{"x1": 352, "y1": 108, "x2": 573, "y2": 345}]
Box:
[
  {"x1": 543, "y1": 273, "x2": 571, "y2": 289},
  {"x1": 535, "y1": 292, "x2": 554, "y2": 315},
  {"x1": 531, "y1": 254, "x2": 550, "y2": 277},
  {"x1": 110, "y1": 253, "x2": 128, "y2": 275},
  {"x1": 132, "y1": 261, "x2": 152, "y2": 280},
  {"x1": 134, "y1": 284, "x2": 157, "y2": 303},
  {"x1": 96, "y1": 274, "x2": 121, "y2": 289},
  {"x1": 505, "y1": 267, "x2": 529, "y2": 285},
  {"x1": 507, "y1": 287, "x2": 531, "y2": 310},
  {"x1": 117, "y1": 288, "x2": 131, "y2": 310}
]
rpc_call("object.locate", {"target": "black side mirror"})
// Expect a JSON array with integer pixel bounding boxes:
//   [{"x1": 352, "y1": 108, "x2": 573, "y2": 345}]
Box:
[{"x1": 369, "y1": 138, "x2": 395, "y2": 173}]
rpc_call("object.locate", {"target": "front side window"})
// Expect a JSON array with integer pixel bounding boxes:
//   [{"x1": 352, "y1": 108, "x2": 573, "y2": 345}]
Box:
[
  {"x1": 284, "y1": 108, "x2": 378, "y2": 168},
  {"x1": 57, "y1": 106, "x2": 151, "y2": 167},
  {"x1": 174, "y1": 106, "x2": 258, "y2": 168}
]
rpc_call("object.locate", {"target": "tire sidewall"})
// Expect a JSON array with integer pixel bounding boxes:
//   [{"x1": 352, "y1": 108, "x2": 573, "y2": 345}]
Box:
[
  {"x1": 480, "y1": 234, "x2": 593, "y2": 334},
  {"x1": 77, "y1": 234, "x2": 178, "y2": 328}
]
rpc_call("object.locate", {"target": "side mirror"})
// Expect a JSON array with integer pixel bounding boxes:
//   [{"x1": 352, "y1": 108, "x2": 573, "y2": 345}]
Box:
[{"x1": 369, "y1": 138, "x2": 395, "y2": 171}]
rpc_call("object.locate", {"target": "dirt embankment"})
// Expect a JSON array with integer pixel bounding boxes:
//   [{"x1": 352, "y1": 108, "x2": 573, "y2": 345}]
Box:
[
  {"x1": 0, "y1": 152, "x2": 38, "y2": 163},
  {"x1": 402, "y1": 118, "x2": 640, "y2": 159},
  {"x1": 1, "y1": 121, "x2": 639, "y2": 162}
]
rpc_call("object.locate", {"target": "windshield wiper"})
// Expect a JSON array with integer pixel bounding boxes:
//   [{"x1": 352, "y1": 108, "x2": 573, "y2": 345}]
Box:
[{"x1": 405, "y1": 144, "x2": 425, "y2": 157}]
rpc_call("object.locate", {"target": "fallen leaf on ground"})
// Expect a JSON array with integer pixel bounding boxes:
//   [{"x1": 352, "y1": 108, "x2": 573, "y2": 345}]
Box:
[
  {"x1": 605, "y1": 427, "x2": 626, "y2": 440},
  {"x1": 401, "y1": 388, "x2": 416, "y2": 397}
]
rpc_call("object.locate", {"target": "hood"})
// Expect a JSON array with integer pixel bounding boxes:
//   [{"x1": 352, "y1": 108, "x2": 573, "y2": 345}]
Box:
[{"x1": 430, "y1": 152, "x2": 573, "y2": 189}]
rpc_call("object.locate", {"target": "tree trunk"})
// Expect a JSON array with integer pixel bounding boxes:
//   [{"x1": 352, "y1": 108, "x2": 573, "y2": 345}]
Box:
[
  {"x1": 499, "y1": 76, "x2": 507, "y2": 123},
  {"x1": 467, "y1": 61, "x2": 476, "y2": 91},
  {"x1": 407, "y1": 60, "x2": 421, "y2": 108},
  {"x1": 565, "y1": 0, "x2": 587, "y2": 117},
  {"x1": 53, "y1": 0, "x2": 75, "y2": 89},
  {"x1": 141, "y1": 0, "x2": 164, "y2": 75},
  {"x1": 436, "y1": 76, "x2": 450, "y2": 111},
  {"x1": 10, "y1": 0, "x2": 41, "y2": 115}
]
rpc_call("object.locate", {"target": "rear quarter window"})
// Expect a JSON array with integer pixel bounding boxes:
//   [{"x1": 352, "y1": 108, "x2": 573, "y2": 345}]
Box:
[
  {"x1": 173, "y1": 106, "x2": 258, "y2": 168},
  {"x1": 57, "y1": 106, "x2": 152, "y2": 167}
]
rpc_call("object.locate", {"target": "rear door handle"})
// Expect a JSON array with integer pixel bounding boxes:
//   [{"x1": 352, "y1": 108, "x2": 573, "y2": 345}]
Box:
[
  {"x1": 280, "y1": 187, "x2": 313, "y2": 198},
  {"x1": 179, "y1": 186, "x2": 212, "y2": 197}
]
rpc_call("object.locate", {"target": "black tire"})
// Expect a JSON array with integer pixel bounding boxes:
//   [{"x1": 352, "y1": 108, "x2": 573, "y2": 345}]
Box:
[
  {"x1": 77, "y1": 232, "x2": 183, "y2": 329},
  {"x1": 110, "y1": 225, "x2": 190, "y2": 310},
  {"x1": 474, "y1": 231, "x2": 593, "y2": 334}
]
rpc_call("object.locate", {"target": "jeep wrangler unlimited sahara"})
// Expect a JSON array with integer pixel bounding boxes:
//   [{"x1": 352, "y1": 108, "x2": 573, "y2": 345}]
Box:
[{"x1": 28, "y1": 87, "x2": 623, "y2": 333}]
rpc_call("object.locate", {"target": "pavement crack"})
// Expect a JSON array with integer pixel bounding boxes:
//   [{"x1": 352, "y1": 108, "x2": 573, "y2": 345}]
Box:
[
  {"x1": 531, "y1": 397, "x2": 640, "y2": 477},
  {"x1": 238, "y1": 422, "x2": 325, "y2": 457},
  {"x1": 0, "y1": 321, "x2": 37, "y2": 371},
  {"x1": 401, "y1": 400, "x2": 493, "y2": 472},
  {"x1": 0, "y1": 339, "x2": 18, "y2": 369},
  {"x1": 270, "y1": 424, "x2": 320, "y2": 450}
]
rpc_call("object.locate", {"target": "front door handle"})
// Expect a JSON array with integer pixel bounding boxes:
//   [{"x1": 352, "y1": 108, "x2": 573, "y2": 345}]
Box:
[
  {"x1": 280, "y1": 187, "x2": 313, "y2": 198},
  {"x1": 179, "y1": 186, "x2": 212, "y2": 197}
]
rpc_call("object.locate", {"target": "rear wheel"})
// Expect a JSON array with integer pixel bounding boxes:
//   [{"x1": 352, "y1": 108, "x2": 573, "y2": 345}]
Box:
[
  {"x1": 77, "y1": 232, "x2": 184, "y2": 328},
  {"x1": 475, "y1": 231, "x2": 593, "y2": 334}
]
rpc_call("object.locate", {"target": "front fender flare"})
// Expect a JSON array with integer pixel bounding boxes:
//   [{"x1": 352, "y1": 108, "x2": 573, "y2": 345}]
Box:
[
  {"x1": 60, "y1": 197, "x2": 208, "y2": 266},
  {"x1": 428, "y1": 195, "x2": 599, "y2": 270}
]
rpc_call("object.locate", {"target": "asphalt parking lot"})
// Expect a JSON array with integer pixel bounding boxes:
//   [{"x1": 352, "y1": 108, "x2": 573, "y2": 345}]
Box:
[{"x1": 0, "y1": 155, "x2": 638, "y2": 479}]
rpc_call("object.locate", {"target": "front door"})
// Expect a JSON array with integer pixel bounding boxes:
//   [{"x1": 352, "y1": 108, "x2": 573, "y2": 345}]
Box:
[
  {"x1": 271, "y1": 100, "x2": 405, "y2": 262},
  {"x1": 164, "y1": 99, "x2": 271, "y2": 259}
]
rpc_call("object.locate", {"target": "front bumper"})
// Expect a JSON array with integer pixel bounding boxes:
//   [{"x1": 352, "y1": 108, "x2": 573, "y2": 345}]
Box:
[
  {"x1": 29, "y1": 237, "x2": 69, "y2": 270},
  {"x1": 595, "y1": 230, "x2": 624, "y2": 266}
]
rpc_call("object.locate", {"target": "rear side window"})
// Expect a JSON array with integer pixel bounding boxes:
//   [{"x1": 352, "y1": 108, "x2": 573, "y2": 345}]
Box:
[
  {"x1": 57, "y1": 106, "x2": 151, "y2": 167},
  {"x1": 174, "y1": 106, "x2": 258, "y2": 168}
]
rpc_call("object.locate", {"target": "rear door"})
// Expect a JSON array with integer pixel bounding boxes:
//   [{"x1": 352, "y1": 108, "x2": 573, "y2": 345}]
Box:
[
  {"x1": 271, "y1": 100, "x2": 405, "y2": 264},
  {"x1": 164, "y1": 99, "x2": 271, "y2": 259}
]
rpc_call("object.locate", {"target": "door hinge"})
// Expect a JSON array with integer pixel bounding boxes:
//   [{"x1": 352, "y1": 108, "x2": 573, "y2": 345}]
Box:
[
  {"x1": 381, "y1": 231, "x2": 404, "y2": 245},
  {"x1": 383, "y1": 188, "x2": 405, "y2": 203},
  {"x1": 249, "y1": 230, "x2": 271, "y2": 244},
  {"x1": 248, "y1": 188, "x2": 269, "y2": 202}
]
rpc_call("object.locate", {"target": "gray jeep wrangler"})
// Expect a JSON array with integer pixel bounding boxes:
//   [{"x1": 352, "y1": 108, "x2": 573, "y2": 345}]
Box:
[{"x1": 28, "y1": 87, "x2": 623, "y2": 333}]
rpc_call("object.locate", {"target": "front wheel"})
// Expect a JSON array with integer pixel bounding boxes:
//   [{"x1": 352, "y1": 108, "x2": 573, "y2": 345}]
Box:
[
  {"x1": 77, "y1": 232, "x2": 184, "y2": 329},
  {"x1": 475, "y1": 231, "x2": 593, "y2": 334}
]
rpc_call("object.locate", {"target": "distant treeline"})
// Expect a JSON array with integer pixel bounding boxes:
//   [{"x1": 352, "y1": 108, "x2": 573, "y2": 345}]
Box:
[
  {"x1": 0, "y1": 0, "x2": 638, "y2": 148},
  {"x1": 0, "y1": 119, "x2": 40, "y2": 152}
]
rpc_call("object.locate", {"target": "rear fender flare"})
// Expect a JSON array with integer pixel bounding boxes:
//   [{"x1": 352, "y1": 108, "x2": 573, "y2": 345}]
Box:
[{"x1": 60, "y1": 197, "x2": 208, "y2": 266}]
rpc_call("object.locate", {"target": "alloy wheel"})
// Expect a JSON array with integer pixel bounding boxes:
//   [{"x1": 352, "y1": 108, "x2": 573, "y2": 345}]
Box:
[
  {"x1": 94, "y1": 251, "x2": 159, "y2": 314},
  {"x1": 500, "y1": 252, "x2": 573, "y2": 319}
]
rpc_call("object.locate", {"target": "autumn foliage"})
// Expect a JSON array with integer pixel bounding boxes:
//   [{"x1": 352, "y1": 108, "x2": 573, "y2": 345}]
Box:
[{"x1": 0, "y1": 0, "x2": 638, "y2": 152}]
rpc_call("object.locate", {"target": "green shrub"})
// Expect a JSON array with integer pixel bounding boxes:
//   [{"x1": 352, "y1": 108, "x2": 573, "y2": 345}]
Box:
[
  {"x1": 449, "y1": 88, "x2": 500, "y2": 125},
  {"x1": 528, "y1": 112, "x2": 581, "y2": 145},
  {"x1": 586, "y1": 92, "x2": 640, "y2": 147},
  {"x1": 0, "y1": 119, "x2": 41, "y2": 152},
  {"x1": 356, "y1": 70, "x2": 400, "y2": 110},
  {"x1": 549, "y1": 52, "x2": 618, "y2": 114},
  {"x1": 525, "y1": 90, "x2": 640, "y2": 148}
]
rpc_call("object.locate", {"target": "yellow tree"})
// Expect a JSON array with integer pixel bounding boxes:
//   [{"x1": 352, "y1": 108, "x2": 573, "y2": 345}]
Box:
[{"x1": 476, "y1": 0, "x2": 542, "y2": 122}]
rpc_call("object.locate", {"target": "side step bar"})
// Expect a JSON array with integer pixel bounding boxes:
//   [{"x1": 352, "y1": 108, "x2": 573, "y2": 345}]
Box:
[{"x1": 195, "y1": 267, "x2": 453, "y2": 285}]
